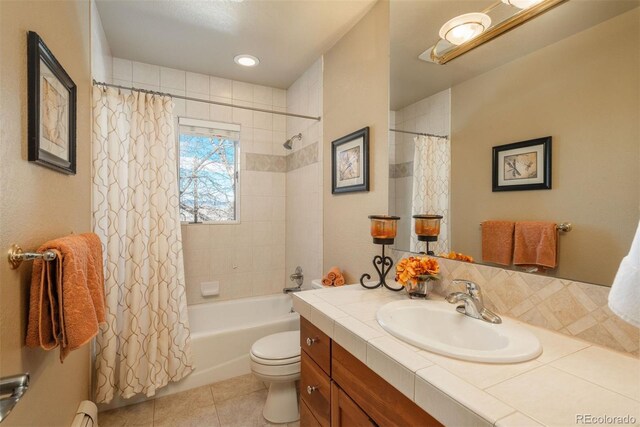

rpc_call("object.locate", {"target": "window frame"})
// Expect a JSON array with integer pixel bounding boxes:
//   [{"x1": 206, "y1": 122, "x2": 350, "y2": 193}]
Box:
[{"x1": 176, "y1": 116, "x2": 242, "y2": 225}]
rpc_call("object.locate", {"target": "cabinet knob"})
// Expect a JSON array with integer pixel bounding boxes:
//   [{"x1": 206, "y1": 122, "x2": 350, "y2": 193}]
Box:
[
  {"x1": 307, "y1": 385, "x2": 318, "y2": 395},
  {"x1": 306, "y1": 337, "x2": 317, "y2": 346}
]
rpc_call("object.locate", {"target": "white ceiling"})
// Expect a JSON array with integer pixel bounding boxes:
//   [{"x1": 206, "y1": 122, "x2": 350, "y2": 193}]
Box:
[
  {"x1": 96, "y1": 0, "x2": 376, "y2": 89},
  {"x1": 391, "y1": 0, "x2": 640, "y2": 110}
]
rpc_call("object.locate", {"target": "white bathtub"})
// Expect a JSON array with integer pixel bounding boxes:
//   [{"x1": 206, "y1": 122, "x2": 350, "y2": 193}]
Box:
[
  {"x1": 99, "y1": 293, "x2": 299, "y2": 410},
  {"x1": 156, "y1": 293, "x2": 300, "y2": 397}
]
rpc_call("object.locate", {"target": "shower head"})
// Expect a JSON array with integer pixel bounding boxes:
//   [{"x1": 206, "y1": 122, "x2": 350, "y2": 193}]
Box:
[{"x1": 283, "y1": 133, "x2": 302, "y2": 150}]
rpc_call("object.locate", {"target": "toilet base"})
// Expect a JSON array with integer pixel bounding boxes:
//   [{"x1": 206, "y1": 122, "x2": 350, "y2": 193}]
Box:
[{"x1": 263, "y1": 381, "x2": 300, "y2": 423}]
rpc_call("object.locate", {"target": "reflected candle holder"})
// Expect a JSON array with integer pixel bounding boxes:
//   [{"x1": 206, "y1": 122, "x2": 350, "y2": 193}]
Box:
[
  {"x1": 360, "y1": 215, "x2": 403, "y2": 291},
  {"x1": 413, "y1": 214, "x2": 443, "y2": 255}
]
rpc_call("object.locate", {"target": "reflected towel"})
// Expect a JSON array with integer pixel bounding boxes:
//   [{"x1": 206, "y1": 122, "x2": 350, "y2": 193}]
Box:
[
  {"x1": 26, "y1": 233, "x2": 106, "y2": 361},
  {"x1": 608, "y1": 220, "x2": 640, "y2": 327},
  {"x1": 481, "y1": 221, "x2": 515, "y2": 266},
  {"x1": 513, "y1": 221, "x2": 558, "y2": 269}
]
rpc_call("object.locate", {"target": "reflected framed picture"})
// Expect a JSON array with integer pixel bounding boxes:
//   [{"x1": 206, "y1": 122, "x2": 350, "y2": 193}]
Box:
[
  {"x1": 492, "y1": 136, "x2": 551, "y2": 192},
  {"x1": 331, "y1": 127, "x2": 369, "y2": 194},
  {"x1": 27, "y1": 31, "x2": 77, "y2": 174}
]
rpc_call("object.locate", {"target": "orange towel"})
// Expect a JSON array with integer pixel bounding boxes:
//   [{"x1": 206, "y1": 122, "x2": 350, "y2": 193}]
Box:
[
  {"x1": 334, "y1": 274, "x2": 345, "y2": 286},
  {"x1": 481, "y1": 221, "x2": 515, "y2": 266},
  {"x1": 26, "y1": 233, "x2": 106, "y2": 361},
  {"x1": 327, "y1": 266, "x2": 341, "y2": 281},
  {"x1": 321, "y1": 277, "x2": 332, "y2": 286},
  {"x1": 513, "y1": 222, "x2": 558, "y2": 269}
]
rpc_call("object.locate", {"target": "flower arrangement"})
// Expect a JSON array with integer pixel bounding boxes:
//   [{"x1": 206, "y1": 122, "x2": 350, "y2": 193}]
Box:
[{"x1": 395, "y1": 256, "x2": 440, "y2": 286}]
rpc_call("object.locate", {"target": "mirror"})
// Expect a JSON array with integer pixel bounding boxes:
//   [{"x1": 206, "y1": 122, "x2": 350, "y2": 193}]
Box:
[{"x1": 389, "y1": 0, "x2": 640, "y2": 286}]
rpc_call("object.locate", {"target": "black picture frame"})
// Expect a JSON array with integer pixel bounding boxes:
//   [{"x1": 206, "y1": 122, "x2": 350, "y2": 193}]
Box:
[
  {"x1": 28, "y1": 31, "x2": 77, "y2": 175},
  {"x1": 331, "y1": 127, "x2": 370, "y2": 194},
  {"x1": 492, "y1": 136, "x2": 551, "y2": 192}
]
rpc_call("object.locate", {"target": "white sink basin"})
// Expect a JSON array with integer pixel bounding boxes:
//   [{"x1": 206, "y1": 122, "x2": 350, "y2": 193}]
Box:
[{"x1": 377, "y1": 300, "x2": 542, "y2": 363}]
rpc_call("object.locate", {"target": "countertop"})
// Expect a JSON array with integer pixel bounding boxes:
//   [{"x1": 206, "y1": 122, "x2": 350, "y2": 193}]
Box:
[{"x1": 292, "y1": 285, "x2": 640, "y2": 427}]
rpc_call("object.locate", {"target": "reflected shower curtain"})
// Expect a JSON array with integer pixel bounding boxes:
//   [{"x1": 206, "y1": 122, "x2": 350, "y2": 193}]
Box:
[
  {"x1": 92, "y1": 86, "x2": 193, "y2": 403},
  {"x1": 410, "y1": 135, "x2": 451, "y2": 254}
]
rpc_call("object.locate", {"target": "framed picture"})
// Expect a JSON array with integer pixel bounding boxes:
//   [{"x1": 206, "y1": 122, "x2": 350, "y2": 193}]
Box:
[
  {"x1": 331, "y1": 127, "x2": 369, "y2": 194},
  {"x1": 492, "y1": 136, "x2": 551, "y2": 192},
  {"x1": 28, "y1": 31, "x2": 77, "y2": 174}
]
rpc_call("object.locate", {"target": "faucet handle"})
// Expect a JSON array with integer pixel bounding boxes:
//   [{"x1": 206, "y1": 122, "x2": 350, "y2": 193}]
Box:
[{"x1": 452, "y1": 280, "x2": 482, "y2": 298}]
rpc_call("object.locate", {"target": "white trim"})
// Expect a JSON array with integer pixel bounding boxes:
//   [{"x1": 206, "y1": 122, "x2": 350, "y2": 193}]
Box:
[{"x1": 178, "y1": 117, "x2": 240, "y2": 133}]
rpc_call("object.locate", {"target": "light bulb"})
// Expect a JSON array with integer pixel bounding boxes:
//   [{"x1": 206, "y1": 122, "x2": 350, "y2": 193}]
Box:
[
  {"x1": 439, "y1": 13, "x2": 492, "y2": 46},
  {"x1": 234, "y1": 55, "x2": 259, "y2": 67}
]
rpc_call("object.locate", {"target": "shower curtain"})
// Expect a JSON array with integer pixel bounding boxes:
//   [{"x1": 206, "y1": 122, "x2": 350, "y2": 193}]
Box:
[
  {"x1": 410, "y1": 135, "x2": 451, "y2": 254},
  {"x1": 92, "y1": 86, "x2": 193, "y2": 403}
]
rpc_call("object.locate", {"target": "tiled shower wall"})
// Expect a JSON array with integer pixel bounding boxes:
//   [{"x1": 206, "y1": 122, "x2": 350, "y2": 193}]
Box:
[
  {"x1": 112, "y1": 58, "x2": 287, "y2": 304},
  {"x1": 285, "y1": 59, "x2": 324, "y2": 288},
  {"x1": 392, "y1": 250, "x2": 639, "y2": 356},
  {"x1": 389, "y1": 89, "x2": 451, "y2": 250}
]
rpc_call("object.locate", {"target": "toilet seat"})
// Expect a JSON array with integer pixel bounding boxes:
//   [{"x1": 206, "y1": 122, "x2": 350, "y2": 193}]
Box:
[{"x1": 250, "y1": 330, "x2": 300, "y2": 361}]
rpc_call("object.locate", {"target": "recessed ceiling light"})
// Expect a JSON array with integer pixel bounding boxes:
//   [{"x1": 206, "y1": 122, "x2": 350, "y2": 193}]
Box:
[
  {"x1": 439, "y1": 13, "x2": 492, "y2": 46},
  {"x1": 234, "y1": 54, "x2": 259, "y2": 67},
  {"x1": 501, "y1": 0, "x2": 544, "y2": 9}
]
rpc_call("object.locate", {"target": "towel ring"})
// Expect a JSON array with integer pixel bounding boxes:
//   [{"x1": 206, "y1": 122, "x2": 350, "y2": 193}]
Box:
[{"x1": 8, "y1": 244, "x2": 56, "y2": 270}]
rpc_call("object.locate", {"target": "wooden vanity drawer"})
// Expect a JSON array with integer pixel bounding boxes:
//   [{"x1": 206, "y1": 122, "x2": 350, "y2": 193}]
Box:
[
  {"x1": 300, "y1": 399, "x2": 322, "y2": 427},
  {"x1": 301, "y1": 351, "x2": 331, "y2": 427},
  {"x1": 332, "y1": 342, "x2": 442, "y2": 427},
  {"x1": 300, "y1": 316, "x2": 331, "y2": 374}
]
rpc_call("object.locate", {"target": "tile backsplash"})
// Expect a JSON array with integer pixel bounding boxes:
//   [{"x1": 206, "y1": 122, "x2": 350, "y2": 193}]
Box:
[{"x1": 393, "y1": 250, "x2": 639, "y2": 357}]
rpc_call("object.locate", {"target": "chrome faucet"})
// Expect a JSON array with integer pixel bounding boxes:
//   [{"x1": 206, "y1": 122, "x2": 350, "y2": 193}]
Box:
[
  {"x1": 283, "y1": 266, "x2": 304, "y2": 294},
  {"x1": 446, "y1": 280, "x2": 501, "y2": 324}
]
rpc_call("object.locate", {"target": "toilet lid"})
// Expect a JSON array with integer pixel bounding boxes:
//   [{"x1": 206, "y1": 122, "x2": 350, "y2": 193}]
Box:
[{"x1": 251, "y1": 331, "x2": 300, "y2": 360}]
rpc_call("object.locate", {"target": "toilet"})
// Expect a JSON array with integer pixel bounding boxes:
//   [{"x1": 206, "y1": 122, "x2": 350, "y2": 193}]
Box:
[{"x1": 250, "y1": 330, "x2": 301, "y2": 423}]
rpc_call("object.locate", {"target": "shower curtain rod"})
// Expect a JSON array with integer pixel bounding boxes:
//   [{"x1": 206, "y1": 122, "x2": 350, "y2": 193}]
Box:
[
  {"x1": 390, "y1": 128, "x2": 449, "y2": 139},
  {"x1": 92, "y1": 80, "x2": 321, "y2": 122}
]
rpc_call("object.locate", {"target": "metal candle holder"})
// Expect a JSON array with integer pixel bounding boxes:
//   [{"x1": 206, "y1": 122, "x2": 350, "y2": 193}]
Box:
[{"x1": 360, "y1": 215, "x2": 403, "y2": 292}]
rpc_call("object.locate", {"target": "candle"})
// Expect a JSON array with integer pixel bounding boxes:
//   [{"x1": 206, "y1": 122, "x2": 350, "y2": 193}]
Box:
[
  {"x1": 368, "y1": 215, "x2": 400, "y2": 244},
  {"x1": 413, "y1": 215, "x2": 443, "y2": 240}
]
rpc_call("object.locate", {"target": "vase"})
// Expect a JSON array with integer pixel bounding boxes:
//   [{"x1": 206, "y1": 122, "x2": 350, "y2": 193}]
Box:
[{"x1": 405, "y1": 278, "x2": 433, "y2": 299}]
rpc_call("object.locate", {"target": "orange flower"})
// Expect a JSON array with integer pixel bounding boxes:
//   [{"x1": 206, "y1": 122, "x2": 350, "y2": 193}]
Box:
[{"x1": 395, "y1": 256, "x2": 440, "y2": 286}]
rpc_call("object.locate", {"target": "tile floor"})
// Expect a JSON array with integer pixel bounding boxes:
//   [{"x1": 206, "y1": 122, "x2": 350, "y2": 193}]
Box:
[{"x1": 99, "y1": 374, "x2": 301, "y2": 427}]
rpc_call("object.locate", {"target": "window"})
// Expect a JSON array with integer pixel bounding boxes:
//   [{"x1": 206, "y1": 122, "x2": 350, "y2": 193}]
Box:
[{"x1": 178, "y1": 118, "x2": 240, "y2": 223}]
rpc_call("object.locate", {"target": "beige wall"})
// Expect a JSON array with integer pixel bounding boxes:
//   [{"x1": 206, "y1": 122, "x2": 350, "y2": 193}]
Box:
[
  {"x1": 323, "y1": 0, "x2": 390, "y2": 282},
  {"x1": 0, "y1": 1, "x2": 92, "y2": 425},
  {"x1": 451, "y1": 9, "x2": 640, "y2": 286}
]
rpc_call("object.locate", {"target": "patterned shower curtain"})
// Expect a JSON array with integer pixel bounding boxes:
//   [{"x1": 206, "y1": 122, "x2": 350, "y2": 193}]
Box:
[
  {"x1": 410, "y1": 135, "x2": 451, "y2": 254},
  {"x1": 92, "y1": 86, "x2": 193, "y2": 403}
]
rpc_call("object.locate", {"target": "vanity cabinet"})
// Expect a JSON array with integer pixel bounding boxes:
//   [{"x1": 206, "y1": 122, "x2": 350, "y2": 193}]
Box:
[{"x1": 300, "y1": 317, "x2": 442, "y2": 427}]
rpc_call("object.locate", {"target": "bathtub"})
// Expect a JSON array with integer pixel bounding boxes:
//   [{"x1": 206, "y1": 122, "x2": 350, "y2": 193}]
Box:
[
  {"x1": 156, "y1": 293, "x2": 300, "y2": 397},
  {"x1": 99, "y1": 293, "x2": 299, "y2": 411}
]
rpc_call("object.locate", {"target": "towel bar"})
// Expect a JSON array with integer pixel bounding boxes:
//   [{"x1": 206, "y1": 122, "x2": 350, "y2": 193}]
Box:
[
  {"x1": 479, "y1": 222, "x2": 572, "y2": 232},
  {"x1": 7, "y1": 244, "x2": 56, "y2": 270}
]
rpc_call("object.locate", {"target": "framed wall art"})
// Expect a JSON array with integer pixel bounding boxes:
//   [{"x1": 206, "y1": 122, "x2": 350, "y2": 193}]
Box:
[
  {"x1": 28, "y1": 31, "x2": 77, "y2": 174},
  {"x1": 331, "y1": 127, "x2": 369, "y2": 194},
  {"x1": 492, "y1": 136, "x2": 551, "y2": 192}
]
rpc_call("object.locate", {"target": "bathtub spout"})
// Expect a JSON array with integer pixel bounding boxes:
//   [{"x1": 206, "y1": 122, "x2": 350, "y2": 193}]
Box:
[{"x1": 283, "y1": 285, "x2": 302, "y2": 294}]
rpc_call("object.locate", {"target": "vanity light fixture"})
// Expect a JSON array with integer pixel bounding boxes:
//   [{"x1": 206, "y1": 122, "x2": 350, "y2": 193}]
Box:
[
  {"x1": 420, "y1": 0, "x2": 567, "y2": 65},
  {"x1": 234, "y1": 54, "x2": 259, "y2": 67},
  {"x1": 439, "y1": 13, "x2": 491, "y2": 46},
  {"x1": 501, "y1": 0, "x2": 544, "y2": 9}
]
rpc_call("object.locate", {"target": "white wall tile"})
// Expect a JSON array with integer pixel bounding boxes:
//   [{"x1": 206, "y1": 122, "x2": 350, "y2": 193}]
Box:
[
  {"x1": 210, "y1": 76, "x2": 233, "y2": 98},
  {"x1": 273, "y1": 88, "x2": 287, "y2": 108},
  {"x1": 253, "y1": 85, "x2": 273, "y2": 105},
  {"x1": 232, "y1": 81, "x2": 253, "y2": 102},
  {"x1": 186, "y1": 72, "x2": 209, "y2": 95},
  {"x1": 113, "y1": 58, "x2": 133, "y2": 81},
  {"x1": 132, "y1": 61, "x2": 160, "y2": 86},
  {"x1": 160, "y1": 67, "x2": 186, "y2": 91}
]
